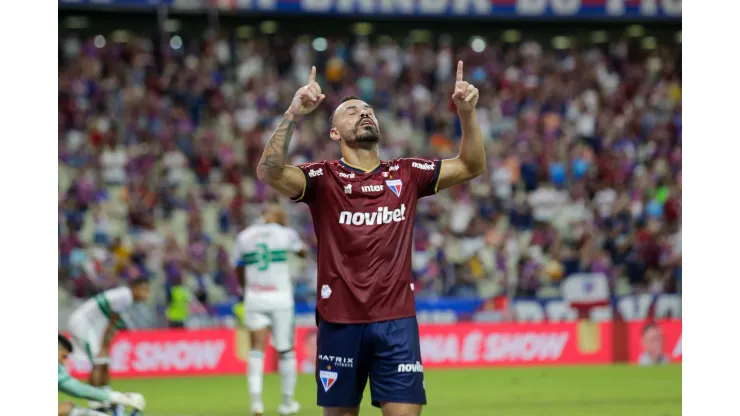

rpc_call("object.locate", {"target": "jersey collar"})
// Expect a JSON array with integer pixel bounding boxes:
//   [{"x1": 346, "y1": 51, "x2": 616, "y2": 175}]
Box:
[{"x1": 339, "y1": 158, "x2": 383, "y2": 174}]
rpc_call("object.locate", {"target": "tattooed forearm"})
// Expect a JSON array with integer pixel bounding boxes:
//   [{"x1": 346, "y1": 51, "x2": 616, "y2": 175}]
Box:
[{"x1": 256, "y1": 117, "x2": 297, "y2": 182}]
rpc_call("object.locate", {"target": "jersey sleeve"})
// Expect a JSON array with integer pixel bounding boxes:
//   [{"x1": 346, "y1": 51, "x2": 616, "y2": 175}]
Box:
[
  {"x1": 286, "y1": 228, "x2": 306, "y2": 253},
  {"x1": 110, "y1": 288, "x2": 134, "y2": 314},
  {"x1": 58, "y1": 365, "x2": 111, "y2": 402},
  {"x1": 291, "y1": 162, "x2": 326, "y2": 204},
  {"x1": 403, "y1": 158, "x2": 443, "y2": 198},
  {"x1": 58, "y1": 363, "x2": 72, "y2": 385}
]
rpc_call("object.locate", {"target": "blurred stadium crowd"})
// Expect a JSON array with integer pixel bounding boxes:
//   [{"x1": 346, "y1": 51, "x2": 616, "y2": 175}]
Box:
[{"x1": 58, "y1": 22, "x2": 682, "y2": 314}]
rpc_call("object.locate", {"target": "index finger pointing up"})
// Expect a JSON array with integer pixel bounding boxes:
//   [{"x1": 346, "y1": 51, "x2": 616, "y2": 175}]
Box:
[
  {"x1": 309, "y1": 66, "x2": 317, "y2": 83},
  {"x1": 456, "y1": 61, "x2": 464, "y2": 82}
]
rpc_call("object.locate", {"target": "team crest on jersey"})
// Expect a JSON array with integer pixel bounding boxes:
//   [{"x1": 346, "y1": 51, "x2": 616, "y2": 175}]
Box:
[
  {"x1": 385, "y1": 179, "x2": 402, "y2": 197},
  {"x1": 319, "y1": 369, "x2": 338, "y2": 392}
]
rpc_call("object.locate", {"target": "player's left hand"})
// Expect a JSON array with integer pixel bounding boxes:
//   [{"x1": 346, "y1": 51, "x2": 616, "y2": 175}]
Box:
[
  {"x1": 452, "y1": 61, "x2": 479, "y2": 113},
  {"x1": 110, "y1": 391, "x2": 146, "y2": 411}
]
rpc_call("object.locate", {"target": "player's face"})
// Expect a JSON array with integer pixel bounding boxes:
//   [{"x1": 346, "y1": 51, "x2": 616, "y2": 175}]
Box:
[
  {"x1": 58, "y1": 344, "x2": 70, "y2": 365},
  {"x1": 330, "y1": 99, "x2": 380, "y2": 148},
  {"x1": 133, "y1": 283, "x2": 151, "y2": 302},
  {"x1": 642, "y1": 327, "x2": 664, "y2": 358},
  {"x1": 263, "y1": 205, "x2": 287, "y2": 226}
]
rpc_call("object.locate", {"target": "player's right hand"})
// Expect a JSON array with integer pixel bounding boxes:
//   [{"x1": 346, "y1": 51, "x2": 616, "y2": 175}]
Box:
[
  {"x1": 287, "y1": 66, "x2": 325, "y2": 117},
  {"x1": 110, "y1": 391, "x2": 147, "y2": 411}
]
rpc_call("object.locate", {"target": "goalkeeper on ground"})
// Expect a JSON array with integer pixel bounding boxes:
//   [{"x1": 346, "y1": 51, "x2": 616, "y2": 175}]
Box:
[{"x1": 58, "y1": 334, "x2": 146, "y2": 416}]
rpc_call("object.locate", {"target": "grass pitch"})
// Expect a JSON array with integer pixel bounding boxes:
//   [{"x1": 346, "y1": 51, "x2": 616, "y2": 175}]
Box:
[{"x1": 62, "y1": 365, "x2": 681, "y2": 416}]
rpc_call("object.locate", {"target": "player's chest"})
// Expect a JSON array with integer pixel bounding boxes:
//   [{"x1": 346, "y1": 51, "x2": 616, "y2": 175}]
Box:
[
  {"x1": 329, "y1": 171, "x2": 408, "y2": 207},
  {"x1": 320, "y1": 168, "x2": 414, "y2": 229}
]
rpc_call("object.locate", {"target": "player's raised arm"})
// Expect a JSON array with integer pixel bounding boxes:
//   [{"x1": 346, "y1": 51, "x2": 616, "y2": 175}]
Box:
[
  {"x1": 437, "y1": 61, "x2": 486, "y2": 191},
  {"x1": 256, "y1": 66, "x2": 326, "y2": 198}
]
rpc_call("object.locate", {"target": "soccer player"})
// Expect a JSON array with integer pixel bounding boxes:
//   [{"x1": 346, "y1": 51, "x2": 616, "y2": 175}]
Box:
[
  {"x1": 638, "y1": 322, "x2": 670, "y2": 366},
  {"x1": 67, "y1": 278, "x2": 151, "y2": 412},
  {"x1": 58, "y1": 334, "x2": 146, "y2": 416},
  {"x1": 256, "y1": 62, "x2": 484, "y2": 416},
  {"x1": 233, "y1": 203, "x2": 307, "y2": 416}
]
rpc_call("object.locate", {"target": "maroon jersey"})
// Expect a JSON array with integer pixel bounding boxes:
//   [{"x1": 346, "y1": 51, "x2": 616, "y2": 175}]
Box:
[{"x1": 293, "y1": 158, "x2": 442, "y2": 323}]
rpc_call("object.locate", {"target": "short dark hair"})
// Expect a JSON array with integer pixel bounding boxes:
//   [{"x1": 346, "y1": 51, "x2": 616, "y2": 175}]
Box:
[
  {"x1": 329, "y1": 95, "x2": 362, "y2": 127},
  {"x1": 129, "y1": 277, "x2": 150, "y2": 287},
  {"x1": 59, "y1": 334, "x2": 74, "y2": 352},
  {"x1": 642, "y1": 322, "x2": 659, "y2": 336}
]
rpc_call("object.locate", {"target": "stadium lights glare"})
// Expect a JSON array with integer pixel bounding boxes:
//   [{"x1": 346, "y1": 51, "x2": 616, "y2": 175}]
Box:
[
  {"x1": 501, "y1": 30, "x2": 521, "y2": 43},
  {"x1": 260, "y1": 21, "x2": 278, "y2": 35},
  {"x1": 112, "y1": 30, "x2": 129, "y2": 44},
  {"x1": 410, "y1": 30, "x2": 432, "y2": 43},
  {"x1": 591, "y1": 31, "x2": 608, "y2": 44},
  {"x1": 353, "y1": 22, "x2": 373, "y2": 36},
  {"x1": 164, "y1": 19, "x2": 181, "y2": 33},
  {"x1": 627, "y1": 24, "x2": 644, "y2": 38},
  {"x1": 312, "y1": 37, "x2": 328, "y2": 52},
  {"x1": 236, "y1": 26, "x2": 253, "y2": 39},
  {"x1": 470, "y1": 37, "x2": 486, "y2": 53},
  {"x1": 65, "y1": 16, "x2": 90, "y2": 30},
  {"x1": 169, "y1": 36, "x2": 183, "y2": 50},
  {"x1": 641, "y1": 36, "x2": 657, "y2": 50},
  {"x1": 94, "y1": 35, "x2": 106, "y2": 49},
  {"x1": 552, "y1": 36, "x2": 571, "y2": 50}
]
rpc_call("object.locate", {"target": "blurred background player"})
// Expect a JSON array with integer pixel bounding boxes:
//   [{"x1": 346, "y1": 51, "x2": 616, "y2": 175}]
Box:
[
  {"x1": 58, "y1": 334, "x2": 146, "y2": 416},
  {"x1": 638, "y1": 322, "x2": 670, "y2": 366},
  {"x1": 256, "y1": 62, "x2": 484, "y2": 416},
  {"x1": 67, "y1": 278, "x2": 151, "y2": 413},
  {"x1": 233, "y1": 203, "x2": 307, "y2": 416}
]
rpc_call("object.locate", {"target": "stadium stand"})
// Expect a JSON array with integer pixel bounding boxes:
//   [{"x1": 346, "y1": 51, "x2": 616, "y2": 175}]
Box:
[{"x1": 58, "y1": 7, "x2": 681, "y2": 328}]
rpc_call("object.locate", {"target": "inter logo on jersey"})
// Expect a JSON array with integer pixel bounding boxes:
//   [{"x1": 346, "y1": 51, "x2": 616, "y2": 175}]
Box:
[
  {"x1": 319, "y1": 369, "x2": 338, "y2": 392},
  {"x1": 386, "y1": 179, "x2": 402, "y2": 197}
]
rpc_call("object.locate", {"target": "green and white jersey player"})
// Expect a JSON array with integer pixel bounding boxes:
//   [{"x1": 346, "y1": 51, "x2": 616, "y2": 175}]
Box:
[
  {"x1": 58, "y1": 334, "x2": 146, "y2": 416},
  {"x1": 67, "y1": 278, "x2": 151, "y2": 404},
  {"x1": 233, "y1": 204, "x2": 306, "y2": 416}
]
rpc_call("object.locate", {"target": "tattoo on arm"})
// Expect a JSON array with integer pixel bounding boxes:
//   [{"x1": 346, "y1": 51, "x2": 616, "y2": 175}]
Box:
[{"x1": 257, "y1": 118, "x2": 297, "y2": 180}]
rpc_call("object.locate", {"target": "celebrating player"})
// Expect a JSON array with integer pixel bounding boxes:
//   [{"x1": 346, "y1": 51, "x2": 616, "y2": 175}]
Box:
[
  {"x1": 58, "y1": 334, "x2": 146, "y2": 416},
  {"x1": 256, "y1": 62, "x2": 484, "y2": 416},
  {"x1": 233, "y1": 203, "x2": 307, "y2": 416},
  {"x1": 67, "y1": 278, "x2": 151, "y2": 413}
]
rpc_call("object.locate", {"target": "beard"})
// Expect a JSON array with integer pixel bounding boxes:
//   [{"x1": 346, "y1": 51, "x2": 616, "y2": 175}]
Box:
[{"x1": 354, "y1": 125, "x2": 380, "y2": 144}]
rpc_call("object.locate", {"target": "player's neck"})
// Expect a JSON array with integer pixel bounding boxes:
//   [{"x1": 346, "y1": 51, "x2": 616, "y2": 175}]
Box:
[{"x1": 340, "y1": 147, "x2": 380, "y2": 172}]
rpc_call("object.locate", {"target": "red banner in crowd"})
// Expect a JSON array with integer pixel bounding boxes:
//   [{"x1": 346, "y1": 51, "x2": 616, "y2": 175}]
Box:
[
  {"x1": 627, "y1": 320, "x2": 682, "y2": 365},
  {"x1": 66, "y1": 321, "x2": 636, "y2": 378}
]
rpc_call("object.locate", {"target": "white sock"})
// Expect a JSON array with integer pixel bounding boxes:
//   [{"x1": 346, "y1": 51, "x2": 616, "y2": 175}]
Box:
[
  {"x1": 279, "y1": 351, "x2": 297, "y2": 405},
  {"x1": 248, "y1": 350, "x2": 265, "y2": 405}
]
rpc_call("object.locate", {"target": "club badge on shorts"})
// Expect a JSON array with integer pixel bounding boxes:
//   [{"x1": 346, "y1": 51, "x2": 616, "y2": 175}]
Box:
[
  {"x1": 386, "y1": 179, "x2": 402, "y2": 197},
  {"x1": 319, "y1": 369, "x2": 338, "y2": 392}
]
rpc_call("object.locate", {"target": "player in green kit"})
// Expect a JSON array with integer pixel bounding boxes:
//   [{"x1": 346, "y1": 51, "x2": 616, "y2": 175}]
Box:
[
  {"x1": 67, "y1": 278, "x2": 151, "y2": 414},
  {"x1": 58, "y1": 334, "x2": 146, "y2": 416}
]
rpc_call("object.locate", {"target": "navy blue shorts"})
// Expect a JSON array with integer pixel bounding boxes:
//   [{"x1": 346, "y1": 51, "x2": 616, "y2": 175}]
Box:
[{"x1": 315, "y1": 315, "x2": 427, "y2": 408}]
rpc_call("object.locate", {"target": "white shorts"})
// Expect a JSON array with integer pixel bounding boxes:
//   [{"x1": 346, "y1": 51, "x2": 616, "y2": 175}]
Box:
[
  {"x1": 244, "y1": 308, "x2": 295, "y2": 353},
  {"x1": 67, "y1": 314, "x2": 107, "y2": 363}
]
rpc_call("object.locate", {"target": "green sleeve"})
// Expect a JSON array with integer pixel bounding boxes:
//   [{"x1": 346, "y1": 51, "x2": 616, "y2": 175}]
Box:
[{"x1": 58, "y1": 364, "x2": 110, "y2": 402}]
